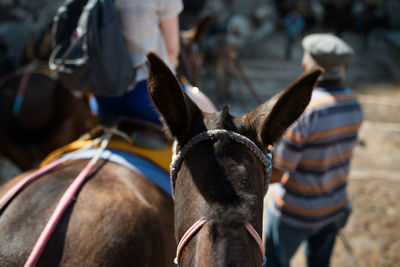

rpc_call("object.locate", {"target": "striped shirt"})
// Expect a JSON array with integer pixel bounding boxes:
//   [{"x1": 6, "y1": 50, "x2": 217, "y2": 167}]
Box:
[{"x1": 269, "y1": 81, "x2": 363, "y2": 229}]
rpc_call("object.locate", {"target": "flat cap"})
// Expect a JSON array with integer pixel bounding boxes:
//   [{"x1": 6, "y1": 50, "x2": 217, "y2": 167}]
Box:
[{"x1": 302, "y1": 33, "x2": 354, "y2": 67}]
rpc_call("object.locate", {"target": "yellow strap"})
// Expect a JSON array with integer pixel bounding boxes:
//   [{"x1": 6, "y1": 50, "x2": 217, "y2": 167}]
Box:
[
  {"x1": 41, "y1": 137, "x2": 172, "y2": 172},
  {"x1": 107, "y1": 138, "x2": 172, "y2": 172},
  {"x1": 40, "y1": 139, "x2": 93, "y2": 167}
]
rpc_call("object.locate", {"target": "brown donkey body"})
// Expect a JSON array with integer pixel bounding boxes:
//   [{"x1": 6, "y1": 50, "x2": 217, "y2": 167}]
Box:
[
  {"x1": 0, "y1": 53, "x2": 320, "y2": 267},
  {"x1": 0, "y1": 158, "x2": 175, "y2": 266}
]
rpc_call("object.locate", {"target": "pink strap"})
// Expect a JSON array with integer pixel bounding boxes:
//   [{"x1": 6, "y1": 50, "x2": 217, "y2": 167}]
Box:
[
  {"x1": 245, "y1": 222, "x2": 266, "y2": 262},
  {"x1": 24, "y1": 134, "x2": 111, "y2": 267},
  {"x1": 0, "y1": 137, "x2": 100, "y2": 213},
  {"x1": 175, "y1": 217, "x2": 207, "y2": 265},
  {"x1": 174, "y1": 218, "x2": 266, "y2": 266},
  {"x1": 16, "y1": 71, "x2": 30, "y2": 95},
  {"x1": 24, "y1": 160, "x2": 95, "y2": 267},
  {"x1": 0, "y1": 159, "x2": 63, "y2": 212},
  {"x1": 12, "y1": 64, "x2": 36, "y2": 115}
]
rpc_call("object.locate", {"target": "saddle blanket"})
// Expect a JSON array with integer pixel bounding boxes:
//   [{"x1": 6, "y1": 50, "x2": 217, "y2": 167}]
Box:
[{"x1": 60, "y1": 148, "x2": 172, "y2": 197}]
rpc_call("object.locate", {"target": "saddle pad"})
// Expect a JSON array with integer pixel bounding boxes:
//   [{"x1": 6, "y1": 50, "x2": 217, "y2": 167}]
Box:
[
  {"x1": 60, "y1": 148, "x2": 172, "y2": 197},
  {"x1": 41, "y1": 136, "x2": 172, "y2": 173}
]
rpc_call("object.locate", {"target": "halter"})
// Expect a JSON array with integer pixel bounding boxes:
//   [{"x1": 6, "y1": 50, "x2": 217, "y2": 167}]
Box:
[
  {"x1": 170, "y1": 129, "x2": 272, "y2": 266},
  {"x1": 170, "y1": 129, "x2": 272, "y2": 194},
  {"x1": 173, "y1": 217, "x2": 267, "y2": 266}
]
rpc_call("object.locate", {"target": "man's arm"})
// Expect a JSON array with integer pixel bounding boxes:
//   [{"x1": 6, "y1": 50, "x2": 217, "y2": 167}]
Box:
[{"x1": 160, "y1": 16, "x2": 180, "y2": 69}]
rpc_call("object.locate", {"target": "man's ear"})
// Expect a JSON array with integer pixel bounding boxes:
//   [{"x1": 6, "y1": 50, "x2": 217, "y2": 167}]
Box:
[
  {"x1": 242, "y1": 67, "x2": 322, "y2": 149},
  {"x1": 147, "y1": 52, "x2": 203, "y2": 143}
]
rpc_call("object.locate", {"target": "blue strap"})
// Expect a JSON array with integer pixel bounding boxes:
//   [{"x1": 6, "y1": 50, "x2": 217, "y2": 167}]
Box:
[
  {"x1": 12, "y1": 94, "x2": 24, "y2": 115},
  {"x1": 263, "y1": 256, "x2": 267, "y2": 266}
]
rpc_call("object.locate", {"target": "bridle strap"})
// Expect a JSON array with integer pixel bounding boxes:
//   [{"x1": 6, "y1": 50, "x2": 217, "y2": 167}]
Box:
[
  {"x1": 174, "y1": 218, "x2": 266, "y2": 266},
  {"x1": 244, "y1": 222, "x2": 266, "y2": 264},
  {"x1": 170, "y1": 129, "x2": 272, "y2": 196},
  {"x1": 174, "y1": 217, "x2": 207, "y2": 265}
]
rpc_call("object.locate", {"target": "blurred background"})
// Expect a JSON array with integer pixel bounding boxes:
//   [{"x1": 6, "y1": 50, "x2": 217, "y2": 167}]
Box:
[{"x1": 0, "y1": 0, "x2": 399, "y2": 266}]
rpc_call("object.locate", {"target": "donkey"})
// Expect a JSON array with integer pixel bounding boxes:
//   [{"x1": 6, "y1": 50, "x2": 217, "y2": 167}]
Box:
[
  {"x1": 146, "y1": 52, "x2": 321, "y2": 266},
  {"x1": 0, "y1": 69, "x2": 97, "y2": 175},
  {"x1": 178, "y1": 12, "x2": 213, "y2": 87},
  {"x1": 0, "y1": 52, "x2": 320, "y2": 267}
]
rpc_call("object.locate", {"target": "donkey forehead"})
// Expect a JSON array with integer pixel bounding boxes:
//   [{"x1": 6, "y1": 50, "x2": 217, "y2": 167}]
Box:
[{"x1": 203, "y1": 105, "x2": 238, "y2": 129}]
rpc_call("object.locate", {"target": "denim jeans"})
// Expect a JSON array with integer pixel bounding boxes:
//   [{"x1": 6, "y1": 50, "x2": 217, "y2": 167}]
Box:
[
  {"x1": 264, "y1": 208, "x2": 350, "y2": 267},
  {"x1": 95, "y1": 80, "x2": 162, "y2": 125}
]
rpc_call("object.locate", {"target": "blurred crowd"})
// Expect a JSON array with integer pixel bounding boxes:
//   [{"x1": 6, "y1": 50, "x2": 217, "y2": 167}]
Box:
[{"x1": 0, "y1": 0, "x2": 399, "y2": 75}]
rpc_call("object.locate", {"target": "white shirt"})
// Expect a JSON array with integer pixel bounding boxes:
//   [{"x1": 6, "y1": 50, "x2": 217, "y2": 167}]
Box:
[{"x1": 116, "y1": 0, "x2": 183, "y2": 83}]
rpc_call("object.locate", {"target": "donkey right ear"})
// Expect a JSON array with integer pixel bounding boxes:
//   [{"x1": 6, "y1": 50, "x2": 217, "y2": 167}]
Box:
[
  {"x1": 241, "y1": 67, "x2": 322, "y2": 151},
  {"x1": 147, "y1": 52, "x2": 203, "y2": 143}
]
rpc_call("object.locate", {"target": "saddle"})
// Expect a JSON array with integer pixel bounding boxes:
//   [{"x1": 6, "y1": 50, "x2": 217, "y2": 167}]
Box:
[{"x1": 41, "y1": 118, "x2": 172, "y2": 173}]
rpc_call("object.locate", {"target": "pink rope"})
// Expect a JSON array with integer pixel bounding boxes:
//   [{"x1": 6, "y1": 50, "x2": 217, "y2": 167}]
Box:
[
  {"x1": 16, "y1": 71, "x2": 31, "y2": 96},
  {"x1": 24, "y1": 160, "x2": 95, "y2": 267},
  {"x1": 174, "y1": 217, "x2": 207, "y2": 265},
  {"x1": 245, "y1": 222, "x2": 266, "y2": 263},
  {"x1": 0, "y1": 159, "x2": 63, "y2": 212},
  {"x1": 24, "y1": 133, "x2": 110, "y2": 267},
  {"x1": 0, "y1": 137, "x2": 102, "y2": 213},
  {"x1": 174, "y1": 218, "x2": 266, "y2": 266}
]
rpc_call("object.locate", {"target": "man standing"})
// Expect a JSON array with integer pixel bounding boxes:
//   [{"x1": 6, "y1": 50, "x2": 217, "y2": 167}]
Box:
[{"x1": 265, "y1": 33, "x2": 363, "y2": 267}]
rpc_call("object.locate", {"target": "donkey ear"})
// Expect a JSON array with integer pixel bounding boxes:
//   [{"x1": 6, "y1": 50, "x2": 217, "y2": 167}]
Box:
[
  {"x1": 192, "y1": 12, "x2": 213, "y2": 43},
  {"x1": 243, "y1": 68, "x2": 322, "y2": 149},
  {"x1": 147, "y1": 52, "x2": 203, "y2": 142}
]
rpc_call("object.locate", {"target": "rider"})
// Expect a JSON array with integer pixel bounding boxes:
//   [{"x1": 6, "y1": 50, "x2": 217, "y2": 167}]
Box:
[{"x1": 94, "y1": 0, "x2": 216, "y2": 125}]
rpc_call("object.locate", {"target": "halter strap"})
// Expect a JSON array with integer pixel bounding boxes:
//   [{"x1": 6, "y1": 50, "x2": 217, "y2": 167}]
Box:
[
  {"x1": 170, "y1": 129, "x2": 272, "y2": 196},
  {"x1": 174, "y1": 218, "x2": 266, "y2": 266},
  {"x1": 174, "y1": 217, "x2": 207, "y2": 265}
]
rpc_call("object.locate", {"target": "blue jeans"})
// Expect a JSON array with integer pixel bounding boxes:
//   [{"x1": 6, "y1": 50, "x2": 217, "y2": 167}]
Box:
[
  {"x1": 94, "y1": 80, "x2": 161, "y2": 125},
  {"x1": 264, "y1": 208, "x2": 350, "y2": 267}
]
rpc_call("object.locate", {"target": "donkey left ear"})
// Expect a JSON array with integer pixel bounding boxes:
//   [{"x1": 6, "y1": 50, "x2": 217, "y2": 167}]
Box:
[
  {"x1": 147, "y1": 52, "x2": 203, "y2": 143},
  {"x1": 242, "y1": 68, "x2": 322, "y2": 149}
]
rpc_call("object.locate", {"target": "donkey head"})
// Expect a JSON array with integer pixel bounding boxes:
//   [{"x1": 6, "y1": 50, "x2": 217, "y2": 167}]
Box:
[{"x1": 147, "y1": 52, "x2": 321, "y2": 267}]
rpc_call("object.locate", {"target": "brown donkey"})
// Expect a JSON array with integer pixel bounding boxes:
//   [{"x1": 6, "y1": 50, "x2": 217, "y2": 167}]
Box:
[
  {"x1": 147, "y1": 52, "x2": 321, "y2": 266},
  {"x1": 0, "y1": 69, "x2": 97, "y2": 174},
  {"x1": 178, "y1": 12, "x2": 213, "y2": 87}
]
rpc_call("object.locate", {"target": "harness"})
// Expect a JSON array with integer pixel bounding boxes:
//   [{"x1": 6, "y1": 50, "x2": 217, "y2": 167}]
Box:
[
  {"x1": 170, "y1": 129, "x2": 272, "y2": 266},
  {"x1": 0, "y1": 128, "x2": 130, "y2": 267}
]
